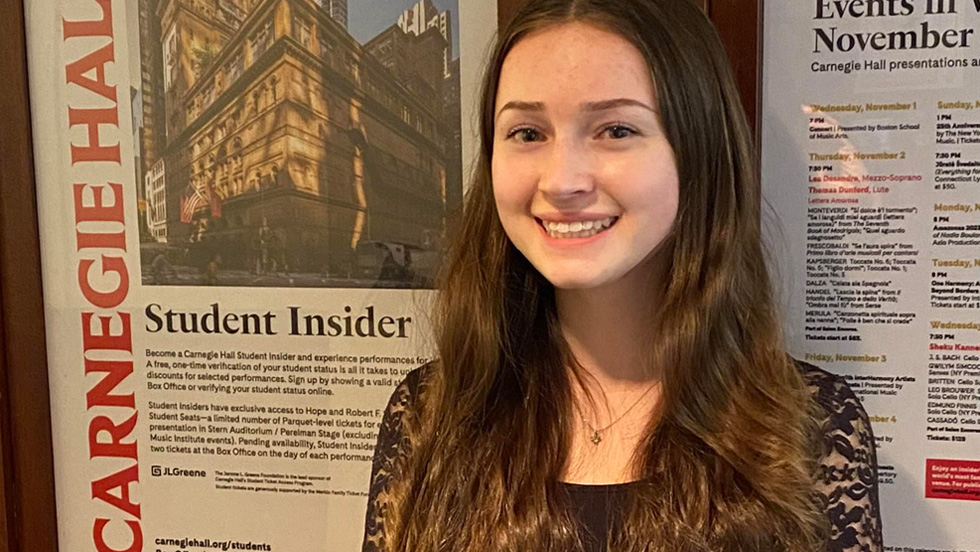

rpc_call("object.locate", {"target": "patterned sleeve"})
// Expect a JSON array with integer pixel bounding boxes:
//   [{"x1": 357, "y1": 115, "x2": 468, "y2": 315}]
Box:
[
  {"x1": 361, "y1": 367, "x2": 425, "y2": 552},
  {"x1": 800, "y1": 360, "x2": 884, "y2": 552}
]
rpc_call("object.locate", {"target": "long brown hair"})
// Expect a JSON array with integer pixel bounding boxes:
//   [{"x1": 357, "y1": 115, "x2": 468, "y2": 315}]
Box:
[{"x1": 383, "y1": 0, "x2": 828, "y2": 550}]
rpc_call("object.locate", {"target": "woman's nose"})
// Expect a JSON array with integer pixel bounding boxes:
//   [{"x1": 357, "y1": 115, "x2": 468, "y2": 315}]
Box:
[{"x1": 537, "y1": 138, "x2": 595, "y2": 202}]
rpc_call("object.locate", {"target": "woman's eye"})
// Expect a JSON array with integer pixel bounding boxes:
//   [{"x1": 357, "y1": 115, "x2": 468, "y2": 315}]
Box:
[
  {"x1": 601, "y1": 125, "x2": 637, "y2": 139},
  {"x1": 507, "y1": 127, "x2": 543, "y2": 143}
]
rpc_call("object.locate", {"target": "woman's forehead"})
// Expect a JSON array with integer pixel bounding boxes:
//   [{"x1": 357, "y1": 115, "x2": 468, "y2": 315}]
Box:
[{"x1": 496, "y1": 22, "x2": 656, "y2": 111}]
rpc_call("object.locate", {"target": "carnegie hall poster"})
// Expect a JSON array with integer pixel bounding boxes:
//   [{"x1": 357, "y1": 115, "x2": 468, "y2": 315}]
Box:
[{"x1": 22, "y1": 0, "x2": 493, "y2": 550}]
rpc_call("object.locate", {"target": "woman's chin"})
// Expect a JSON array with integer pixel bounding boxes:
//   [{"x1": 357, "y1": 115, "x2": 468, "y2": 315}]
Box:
[{"x1": 539, "y1": 270, "x2": 611, "y2": 291}]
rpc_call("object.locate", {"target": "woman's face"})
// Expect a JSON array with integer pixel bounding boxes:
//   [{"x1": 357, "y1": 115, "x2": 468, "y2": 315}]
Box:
[{"x1": 491, "y1": 22, "x2": 679, "y2": 291}]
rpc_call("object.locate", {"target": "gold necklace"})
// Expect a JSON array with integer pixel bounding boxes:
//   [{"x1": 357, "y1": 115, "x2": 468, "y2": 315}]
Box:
[{"x1": 576, "y1": 382, "x2": 658, "y2": 445}]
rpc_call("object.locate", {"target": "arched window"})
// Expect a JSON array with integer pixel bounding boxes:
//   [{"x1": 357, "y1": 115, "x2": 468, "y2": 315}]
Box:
[{"x1": 269, "y1": 75, "x2": 279, "y2": 102}]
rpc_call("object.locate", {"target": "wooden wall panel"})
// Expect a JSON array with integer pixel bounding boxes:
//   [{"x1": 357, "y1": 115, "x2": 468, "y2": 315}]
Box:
[
  {"x1": 0, "y1": 311, "x2": 9, "y2": 552},
  {"x1": 706, "y1": 0, "x2": 760, "y2": 137},
  {"x1": 0, "y1": 0, "x2": 60, "y2": 549}
]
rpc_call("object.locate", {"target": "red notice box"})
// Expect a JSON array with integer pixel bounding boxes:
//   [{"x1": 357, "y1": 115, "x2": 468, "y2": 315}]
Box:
[{"x1": 925, "y1": 458, "x2": 980, "y2": 501}]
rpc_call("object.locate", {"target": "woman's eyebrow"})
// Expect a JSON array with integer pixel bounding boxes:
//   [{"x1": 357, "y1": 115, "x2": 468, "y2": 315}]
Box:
[
  {"x1": 496, "y1": 100, "x2": 545, "y2": 119},
  {"x1": 582, "y1": 98, "x2": 656, "y2": 113},
  {"x1": 496, "y1": 98, "x2": 656, "y2": 120}
]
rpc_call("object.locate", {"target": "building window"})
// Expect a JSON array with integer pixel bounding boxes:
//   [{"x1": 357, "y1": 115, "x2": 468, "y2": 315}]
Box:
[
  {"x1": 163, "y1": 27, "x2": 178, "y2": 91},
  {"x1": 250, "y1": 21, "x2": 273, "y2": 61},
  {"x1": 268, "y1": 75, "x2": 279, "y2": 103},
  {"x1": 346, "y1": 55, "x2": 360, "y2": 84},
  {"x1": 226, "y1": 50, "x2": 244, "y2": 82},
  {"x1": 319, "y1": 37, "x2": 335, "y2": 66},
  {"x1": 294, "y1": 18, "x2": 312, "y2": 49}
]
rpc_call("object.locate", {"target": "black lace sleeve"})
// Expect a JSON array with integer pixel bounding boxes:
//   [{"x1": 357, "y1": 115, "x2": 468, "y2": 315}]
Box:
[
  {"x1": 362, "y1": 367, "x2": 426, "y2": 552},
  {"x1": 799, "y1": 360, "x2": 884, "y2": 552}
]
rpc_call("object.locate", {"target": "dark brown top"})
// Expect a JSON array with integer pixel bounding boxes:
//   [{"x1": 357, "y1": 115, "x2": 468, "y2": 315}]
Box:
[{"x1": 560, "y1": 481, "x2": 636, "y2": 552}]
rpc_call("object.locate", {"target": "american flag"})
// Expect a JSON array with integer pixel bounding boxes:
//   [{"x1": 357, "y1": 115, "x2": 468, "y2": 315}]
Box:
[
  {"x1": 180, "y1": 185, "x2": 206, "y2": 223},
  {"x1": 207, "y1": 178, "x2": 222, "y2": 219},
  {"x1": 209, "y1": 185, "x2": 222, "y2": 218}
]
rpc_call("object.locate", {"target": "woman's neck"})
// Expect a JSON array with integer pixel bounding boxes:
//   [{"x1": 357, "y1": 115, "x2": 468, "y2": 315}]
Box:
[
  {"x1": 555, "y1": 273, "x2": 660, "y2": 393},
  {"x1": 556, "y1": 271, "x2": 664, "y2": 485}
]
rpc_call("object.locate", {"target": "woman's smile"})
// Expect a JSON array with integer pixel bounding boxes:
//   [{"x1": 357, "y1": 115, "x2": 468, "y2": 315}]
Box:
[{"x1": 537, "y1": 216, "x2": 619, "y2": 240}]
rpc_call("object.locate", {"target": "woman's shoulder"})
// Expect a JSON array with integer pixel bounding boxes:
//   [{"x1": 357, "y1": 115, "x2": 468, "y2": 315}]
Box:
[
  {"x1": 791, "y1": 357, "x2": 884, "y2": 550},
  {"x1": 385, "y1": 361, "x2": 435, "y2": 410},
  {"x1": 363, "y1": 363, "x2": 435, "y2": 552},
  {"x1": 794, "y1": 358, "x2": 880, "y2": 452},
  {"x1": 792, "y1": 356, "x2": 877, "y2": 465},
  {"x1": 795, "y1": 357, "x2": 867, "y2": 420},
  {"x1": 375, "y1": 362, "x2": 437, "y2": 442}
]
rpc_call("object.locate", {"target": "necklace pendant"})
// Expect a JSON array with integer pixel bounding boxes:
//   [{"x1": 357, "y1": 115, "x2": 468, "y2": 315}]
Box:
[{"x1": 589, "y1": 431, "x2": 602, "y2": 445}]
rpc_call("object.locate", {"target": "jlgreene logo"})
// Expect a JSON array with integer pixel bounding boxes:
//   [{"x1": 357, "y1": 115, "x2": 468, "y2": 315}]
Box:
[{"x1": 151, "y1": 465, "x2": 207, "y2": 478}]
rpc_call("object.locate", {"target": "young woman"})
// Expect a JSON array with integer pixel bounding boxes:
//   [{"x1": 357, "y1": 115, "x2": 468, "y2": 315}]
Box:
[{"x1": 362, "y1": 0, "x2": 883, "y2": 550}]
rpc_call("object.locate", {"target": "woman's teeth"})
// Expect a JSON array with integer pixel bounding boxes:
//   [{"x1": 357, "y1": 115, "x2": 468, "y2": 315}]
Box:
[{"x1": 542, "y1": 217, "x2": 617, "y2": 239}]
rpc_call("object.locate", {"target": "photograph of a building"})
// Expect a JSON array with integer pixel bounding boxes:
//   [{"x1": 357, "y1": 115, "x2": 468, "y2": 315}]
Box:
[{"x1": 136, "y1": 0, "x2": 463, "y2": 288}]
